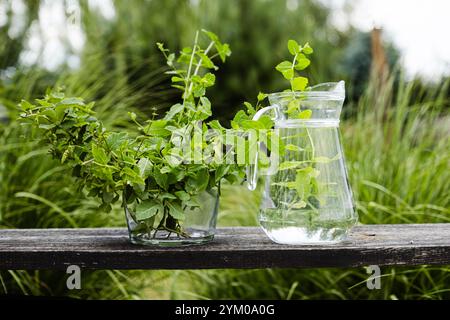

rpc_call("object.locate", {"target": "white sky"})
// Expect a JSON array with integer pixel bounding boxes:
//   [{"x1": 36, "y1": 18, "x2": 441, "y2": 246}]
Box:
[
  {"x1": 326, "y1": 0, "x2": 450, "y2": 79},
  {"x1": 3, "y1": 0, "x2": 450, "y2": 80}
]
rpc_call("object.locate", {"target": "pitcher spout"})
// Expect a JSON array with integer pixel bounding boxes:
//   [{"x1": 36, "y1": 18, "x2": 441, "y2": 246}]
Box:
[{"x1": 307, "y1": 80, "x2": 345, "y2": 99}]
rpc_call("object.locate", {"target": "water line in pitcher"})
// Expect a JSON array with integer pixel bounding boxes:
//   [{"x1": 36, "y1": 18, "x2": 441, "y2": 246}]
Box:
[{"x1": 274, "y1": 119, "x2": 340, "y2": 128}]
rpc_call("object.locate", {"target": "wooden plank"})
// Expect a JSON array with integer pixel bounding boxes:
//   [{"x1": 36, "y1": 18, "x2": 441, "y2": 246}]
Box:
[{"x1": 0, "y1": 224, "x2": 449, "y2": 270}]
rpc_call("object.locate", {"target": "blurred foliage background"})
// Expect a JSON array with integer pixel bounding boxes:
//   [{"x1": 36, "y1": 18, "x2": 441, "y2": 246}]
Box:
[{"x1": 0, "y1": 0, "x2": 449, "y2": 299}]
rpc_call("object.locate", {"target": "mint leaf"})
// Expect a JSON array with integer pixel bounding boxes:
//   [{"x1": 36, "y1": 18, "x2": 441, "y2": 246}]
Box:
[
  {"x1": 295, "y1": 58, "x2": 311, "y2": 71},
  {"x1": 314, "y1": 155, "x2": 340, "y2": 163},
  {"x1": 257, "y1": 92, "x2": 268, "y2": 101},
  {"x1": 59, "y1": 97, "x2": 85, "y2": 106},
  {"x1": 175, "y1": 190, "x2": 190, "y2": 201},
  {"x1": 258, "y1": 115, "x2": 274, "y2": 129},
  {"x1": 295, "y1": 170, "x2": 312, "y2": 200},
  {"x1": 214, "y1": 165, "x2": 230, "y2": 183},
  {"x1": 202, "y1": 29, "x2": 219, "y2": 42},
  {"x1": 288, "y1": 40, "x2": 300, "y2": 55},
  {"x1": 136, "y1": 199, "x2": 163, "y2": 221},
  {"x1": 167, "y1": 201, "x2": 185, "y2": 220},
  {"x1": 284, "y1": 144, "x2": 303, "y2": 152},
  {"x1": 298, "y1": 109, "x2": 312, "y2": 119},
  {"x1": 279, "y1": 161, "x2": 302, "y2": 170},
  {"x1": 145, "y1": 120, "x2": 171, "y2": 137},
  {"x1": 218, "y1": 43, "x2": 231, "y2": 62},
  {"x1": 243, "y1": 102, "x2": 256, "y2": 115},
  {"x1": 137, "y1": 158, "x2": 152, "y2": 178},
  {"x1": 239, "y1": 120, "x2": 266, "y2": 130},
  {"x1": 122, "y1": 167, "x2": 145, "y2": 186},
  {"x1": 209, "y1": 120, "x2": 225, "y2": 131},
  {"x1": 291, "y1": 77, "x2": 308, "y2": 91},
  {"x1": 106, "y1": 132, "x2": 127, "y2": 151},
  {"x1": 302, "y1": 42, "x2": 314, "y2": 54},
  {"x1": 186, "y1": 169, "x2": 209, "y2": 193},
  {"x1": 92, "y1": 144, "x2": 109, "y2": 164},
  {"x1": 154, "y1": 170, "x2": 169, "y2": 190},
  {"x1": 202, "y1": 73, "x2": 216, "y2": 87},
  {"x1": 291, "y1": 201, "x2": 307, "y2": 208},
  {"x1": 275, "y1": 61, "x2": 294, "y2": 80},
  {"x1": 164, "y1": 104, "x2": 183, "y2": 120}
]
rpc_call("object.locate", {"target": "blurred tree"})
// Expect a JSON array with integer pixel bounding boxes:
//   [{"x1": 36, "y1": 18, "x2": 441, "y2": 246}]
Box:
[
  {"x1": 0, "y1": 0, "x2": 40, "y2": 70},
  {"x1": 75, "y1": 0, "x2": 355, "y2": 121},
  {"x1": 1, "y1": 0, "x2": 401, "y2": 121},
  {"x1": 340, "y1": 29, "x2": 400, "y2": 103},
  {"x1": 0, "y1": 0, "x2": 51, "y2": 116}
]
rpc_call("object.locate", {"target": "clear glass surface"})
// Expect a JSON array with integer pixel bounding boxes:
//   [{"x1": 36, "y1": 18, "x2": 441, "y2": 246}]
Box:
[
  {"x1": 124, "y1": 189, "x2": 219, "y2": 247},
  {"x1": 249, "y1": 81, "x2": 358, "y2": 244}
]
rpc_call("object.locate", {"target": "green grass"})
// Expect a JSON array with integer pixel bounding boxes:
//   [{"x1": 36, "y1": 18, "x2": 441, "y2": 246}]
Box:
[{"x1": 347, "y1": 77, "x2": 450, "y2": 225}]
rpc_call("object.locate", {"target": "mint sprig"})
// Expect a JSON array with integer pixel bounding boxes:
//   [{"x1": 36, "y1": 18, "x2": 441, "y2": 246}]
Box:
[{"x1": 276, "y1": 40, "x2": 313, "y2": 91}]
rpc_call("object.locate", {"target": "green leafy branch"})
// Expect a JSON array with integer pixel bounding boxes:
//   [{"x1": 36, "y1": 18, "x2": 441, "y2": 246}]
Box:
[
  {"x1": 157, "y1": 29, "x2": 231, "y2": 124},
  {"x1": 17, "y1": 30, "x2": 245, "y2": 240},
  {"x1": 234, "y1": 39, "x2": 333, "y2": 213},
  {"x1": 275, "y1": 40, "x2": 313, "y2": 92}
]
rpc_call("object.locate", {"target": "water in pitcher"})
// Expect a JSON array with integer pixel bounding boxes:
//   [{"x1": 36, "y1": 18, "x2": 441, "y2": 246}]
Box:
[{"x1": 259, "y1": 124, "x2": 356, "y2": 244}]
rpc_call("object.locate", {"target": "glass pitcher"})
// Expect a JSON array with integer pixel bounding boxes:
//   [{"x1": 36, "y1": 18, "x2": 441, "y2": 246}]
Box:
[{"x1": 247, "y1": 81, "x2": 357, "y2": 244}]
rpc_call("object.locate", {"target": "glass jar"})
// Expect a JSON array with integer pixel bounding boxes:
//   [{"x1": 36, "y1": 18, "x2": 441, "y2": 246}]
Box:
[{"x1": 124, "y1": 188, "x2": 219, "y2": 246}]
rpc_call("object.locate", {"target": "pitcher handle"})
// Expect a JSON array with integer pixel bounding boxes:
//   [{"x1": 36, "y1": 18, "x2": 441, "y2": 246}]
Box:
[{"x1": 246, "y1": 105, "x2": 279, "y2": 191}]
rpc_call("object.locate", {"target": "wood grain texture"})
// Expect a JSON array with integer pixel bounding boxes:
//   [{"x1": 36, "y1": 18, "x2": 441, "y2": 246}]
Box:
[{"x1": 0, "y1": 224, "x2": 449, "y2": 270}]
